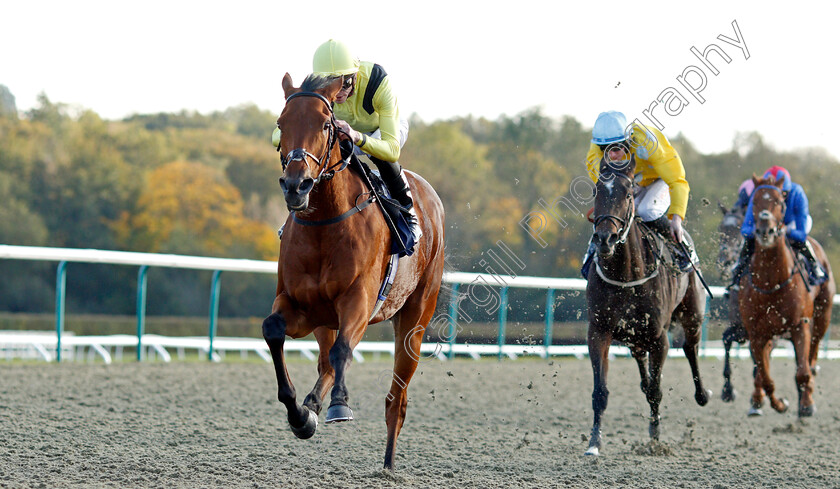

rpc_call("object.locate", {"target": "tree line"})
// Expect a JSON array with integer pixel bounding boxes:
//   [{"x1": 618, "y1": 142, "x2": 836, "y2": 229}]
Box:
[{"x1": 1, "y1": 85, "x2": 838, "y2": 325}]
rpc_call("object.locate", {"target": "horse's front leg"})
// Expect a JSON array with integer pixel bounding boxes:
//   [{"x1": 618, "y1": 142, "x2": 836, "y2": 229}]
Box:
[
  {"x1": 646, "y1": 332, "x2": 668, "y2": 440},
  {"x1": 325, "y1": 292, "x2": 372, "y2": 424},
  {"x1": 792, "y1": 318, "x2": 816, "y2": 417},
  {"x1": 720, "y1": 323, "x2": 746, "y2": 402},
  {"x1": 303, "y1": 327, "x2": 338, "y2": 416},
  {"x1": 263, "y1": 305, "x2": 318, "y2": 439},
  {"x1": 585, "y1": 327, "x2": 612, "y2": 456},
  {"x1": 748, "y1": 337, "x2": 788, "y2": 416}
]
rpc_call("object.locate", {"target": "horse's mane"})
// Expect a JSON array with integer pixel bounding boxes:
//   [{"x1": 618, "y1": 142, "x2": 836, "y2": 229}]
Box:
[{"x1": 301, "y1": 73, "x2": 340, "y2": 92}]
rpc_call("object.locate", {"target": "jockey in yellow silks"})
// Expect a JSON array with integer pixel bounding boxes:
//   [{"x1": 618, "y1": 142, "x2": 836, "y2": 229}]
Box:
[
  {"x1": 274, "y1": 39, "x2": 420, "y2": 252},
  {"x1": 581, "y1": 110, "x2": 696, "y2": 277}
]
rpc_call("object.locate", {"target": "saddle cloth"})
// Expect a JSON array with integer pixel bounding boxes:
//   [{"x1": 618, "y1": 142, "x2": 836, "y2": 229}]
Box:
[{"x1": 348, "y1": 156, "x2": 416, "y2": 257}]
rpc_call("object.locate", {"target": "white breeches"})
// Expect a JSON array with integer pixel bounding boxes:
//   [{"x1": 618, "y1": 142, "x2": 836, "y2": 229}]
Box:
[{"x1": 634, "y1": 178, "x2": 670, "y2": 221}]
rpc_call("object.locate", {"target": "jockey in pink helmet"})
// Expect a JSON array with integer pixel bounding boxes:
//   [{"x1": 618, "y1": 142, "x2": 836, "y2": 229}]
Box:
[{"x1": 728, "y1": 165, "x2": 826, "y2": 289}]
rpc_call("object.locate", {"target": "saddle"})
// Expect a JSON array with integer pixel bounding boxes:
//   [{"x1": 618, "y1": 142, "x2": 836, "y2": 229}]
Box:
[
  {"x1": 345, "y1": 150, "x2": 416, "y2": 258},
  {"x1": 638, "y1": 220, "x2": 700, "y2": 274}
]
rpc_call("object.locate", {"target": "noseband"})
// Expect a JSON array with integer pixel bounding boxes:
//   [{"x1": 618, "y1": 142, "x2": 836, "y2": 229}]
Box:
[
  {"x1": 279, "y1": 91, "x2": 348, "y2": 183},
  {"x1": 593, "y1": 171, "x2": 635, "y2": 244}
]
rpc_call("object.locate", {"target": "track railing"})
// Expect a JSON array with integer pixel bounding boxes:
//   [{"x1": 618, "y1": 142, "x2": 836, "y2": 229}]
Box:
[{"x1": 1, "y1": 245, "x2": 837, "y2": 363}]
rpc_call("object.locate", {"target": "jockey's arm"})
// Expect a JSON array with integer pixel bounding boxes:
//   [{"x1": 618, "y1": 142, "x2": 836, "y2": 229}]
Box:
[
  {"x1": 646, "y1": 142, "x2": 689, "y2": 220},
  {"x1": 356, "y1": 77, "x2": 401, "y2": 163},
  {"x1": 787, "y1": 187, "x2": 809, "y2": 242}
]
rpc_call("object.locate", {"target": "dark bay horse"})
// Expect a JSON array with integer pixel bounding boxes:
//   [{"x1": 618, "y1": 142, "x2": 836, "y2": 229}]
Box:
[
  {"x1": 263, "y1": 73, "x2": 445, "y2": 469},
  {"x1": 739, "y1": 174, "x2": 834, "y2": 417},
  {"x1": 716, "y1": 202, "x2": 749, "y2": 402},
  {"x1": 585, "y1": 155, "x2": 710, "y2": 456}
]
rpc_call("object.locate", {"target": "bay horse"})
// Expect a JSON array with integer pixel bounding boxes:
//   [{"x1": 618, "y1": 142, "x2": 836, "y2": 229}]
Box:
[
  {"x1": 584, "y1": 154, "x2": 710, "y2": 456},
  {"x1": 716, "y1": 202, "x2": 749, "y2": 402},
  {"x1": 738, "y1": 174, "x2": 834, "y2": 417},
  {"x1": 263, "y1": 72, "x2": 445, "y2": 469}
]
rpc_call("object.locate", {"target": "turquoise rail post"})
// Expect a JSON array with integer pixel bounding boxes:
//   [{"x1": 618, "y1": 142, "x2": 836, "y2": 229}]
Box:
[
  {"x1": 447, "y1": 283, "x2": 459, "y2": 360},
  {"x1": 208, "y1": 270, "x2": 223, "y2": 361},
  {"x1": 544, "y1": 288, "x2": 555, "y2": 358},
  {"x1": 700, "y1": 295, "x2": 710, "y2": 356},
  {"x1": 136, "y1": 265, "x2": 149, "y2": 362},
  {"x1": 497, "y1": 287, "x2": 508, "y2": 361},
  {"x1": 55, "y1": 261, "x2": 67, "y2": 363}
]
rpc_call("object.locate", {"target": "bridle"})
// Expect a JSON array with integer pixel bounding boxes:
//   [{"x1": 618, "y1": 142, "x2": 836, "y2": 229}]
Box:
[
  {"x1": 752, "y1": 184, "x2": 787, "y2": 238},
  {"x1": 278, "y1": 91, "x2": 349, "y2": 184},
  {"x1": 593, "y1": 170, "x2": 635, "y2": 245}
]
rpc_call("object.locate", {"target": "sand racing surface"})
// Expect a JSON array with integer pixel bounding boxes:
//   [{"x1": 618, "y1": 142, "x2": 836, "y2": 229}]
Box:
[{"x1": 2, "y1": 355, "x2": 840, "y2": 488}]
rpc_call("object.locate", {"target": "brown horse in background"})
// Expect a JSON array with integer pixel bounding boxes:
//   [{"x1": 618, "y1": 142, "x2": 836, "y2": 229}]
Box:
[
  {"x1": 739, "y1": 174, "x2": 834, "y2": 417},
  {"x1": 584, "y1": 154, "x2": 710, "y2": 456},
  {"x1": 263, "y1": 72, "x2": 445, "y2": 469}
]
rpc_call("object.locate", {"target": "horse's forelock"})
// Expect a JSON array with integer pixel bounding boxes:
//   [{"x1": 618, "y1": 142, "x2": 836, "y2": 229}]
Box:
[{"x1": 301, "y1": 74, "x2": 340, "y2": 93}]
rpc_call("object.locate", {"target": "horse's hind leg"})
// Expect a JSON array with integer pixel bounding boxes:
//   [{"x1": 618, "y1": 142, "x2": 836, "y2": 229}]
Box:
[
  {"x1": 383, "y1": 290, "x2": 438, "y2": 470},
  {"x1": 303, "y1": 327, "x2": 337, "y2": 416},
  {"x1": 809, "y1": 286, "x2": 833, "y2": 376},
  {"x1": 263, "y1": 310, "x2": 318, "y2": 439},
  {"x1": 585, "y1": 327, "x2": 612, "y2": 456}
]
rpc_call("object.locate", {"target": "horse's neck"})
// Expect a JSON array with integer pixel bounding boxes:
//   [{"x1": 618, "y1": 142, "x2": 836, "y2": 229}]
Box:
[
  {"x1": 751, "y1": 239, "x2": 794, "y2": 286},
  {"x1": 600, "y1": 225, "x2": 652, "y2": 281}
]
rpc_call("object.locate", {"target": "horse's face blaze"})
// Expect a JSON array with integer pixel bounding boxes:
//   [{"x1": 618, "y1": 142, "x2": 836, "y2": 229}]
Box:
[
  {"x1": 752, "y1": 185, "x2": 785, "y2": 248},
  {"x1": 593, "y1": 164, "x2": 634, "y2": 258}
]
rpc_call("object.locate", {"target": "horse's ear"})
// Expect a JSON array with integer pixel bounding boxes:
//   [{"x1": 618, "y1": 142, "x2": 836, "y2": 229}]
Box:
[
  {"x1": 718, "y1": 201, "x2": 729, "y2": 215},
  {"x1": 751, "y1": 173, "x2": 760, "y2": 186},
  {"x1": 282, "y1": 73, "x2": 296, "y2": 98},
  {"x1": 774, "y1": 173, "x2": 785, "y2": 189}
]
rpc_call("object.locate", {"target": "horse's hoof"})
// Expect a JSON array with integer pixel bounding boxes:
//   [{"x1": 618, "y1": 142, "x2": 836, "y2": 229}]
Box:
[
  {"x1": 721, "y1": 387, "x2": 737, "y2": 403},
  {"x1": 290, "y1": 407, "x2": 318, "y2": 439},
  {"x1": 747, "y1": 407, "x2": 763, "y2": 417},
  {"x1": 799, "y1": 404, "x2": 816, "y2": 417},
  {"x1": 584, "y1": 446, "x2": 600, "y2": 456},
  {"x1": 325, "y1": 404, "x2": 354, "y2": 424},
  {"x1": 776, "y1": 398, "x2": 790, "y2": 413},
  {"x1": 696, "y1": 388, "x2": 712, "y2": 406}
]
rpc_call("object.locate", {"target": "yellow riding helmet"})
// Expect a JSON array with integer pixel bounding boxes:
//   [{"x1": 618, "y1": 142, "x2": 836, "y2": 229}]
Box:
[{"x1": 312, "y1": 39, "x2": 359, "y2": 76}]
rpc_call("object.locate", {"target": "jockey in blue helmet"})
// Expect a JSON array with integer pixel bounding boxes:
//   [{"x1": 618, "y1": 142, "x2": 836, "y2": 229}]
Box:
[
  {"x1": 581, "y1": 110, "x2": 696, "y2": 278},
  {"x1": 728, "y1": 165, "x2": 826, "y2": 289}
]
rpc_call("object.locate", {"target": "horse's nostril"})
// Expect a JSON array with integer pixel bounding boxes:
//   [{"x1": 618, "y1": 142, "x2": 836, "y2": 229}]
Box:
[{"x1": 299, "y1": 178, "x2": 315, "y2": 194}]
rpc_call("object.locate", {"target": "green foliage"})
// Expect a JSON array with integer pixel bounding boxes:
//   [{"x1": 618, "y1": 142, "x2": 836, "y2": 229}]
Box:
[{"x1": 1, "y1": 85, "x2": 838, "y2": 322}]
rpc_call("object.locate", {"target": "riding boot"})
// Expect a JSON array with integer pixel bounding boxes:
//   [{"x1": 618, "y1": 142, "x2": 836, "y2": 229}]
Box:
[
  {"x1": 725, "y1": 236, "x2": 754, "y2": 298},
  {"x1": 371, "y1": 158, "x2": 423, "y2": 249},
  {"x1": 790, "y1": 239, "x2": 826, "y2": 285},
  {"x1": 646, "y1": 215, "x2": 693, "y2": 272}
]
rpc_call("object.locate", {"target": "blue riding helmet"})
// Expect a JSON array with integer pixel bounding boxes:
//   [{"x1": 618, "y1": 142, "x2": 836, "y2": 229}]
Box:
[{"x1": 591, "y1": 111, "x2": 628, "y2": 145}]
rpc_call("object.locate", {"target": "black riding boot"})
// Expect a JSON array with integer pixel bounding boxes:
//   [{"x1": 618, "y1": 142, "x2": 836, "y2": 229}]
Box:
[
  {"x1": 726, "y1": 236, "x2": 755, "y2": 297},
  {"x1": 647, "y1": 215, "x2": 694, "y2": 272},
  {"x1": 790, "y1": 239, "x2": 826, "y2": 285},
  {"x1": 370, "y1": 157, "x2": 422, "y2": 249}
]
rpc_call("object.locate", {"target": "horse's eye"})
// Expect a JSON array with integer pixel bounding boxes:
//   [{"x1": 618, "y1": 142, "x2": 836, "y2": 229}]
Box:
[{"x1": 323, "y1": 122, "x2": 330, "y2": 131}]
